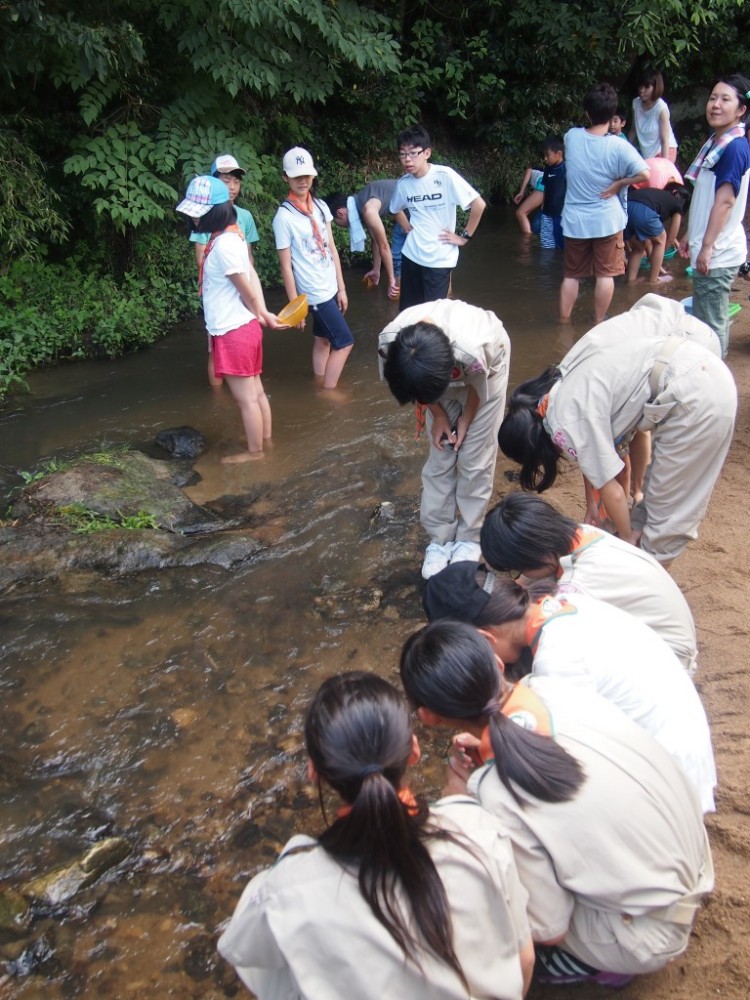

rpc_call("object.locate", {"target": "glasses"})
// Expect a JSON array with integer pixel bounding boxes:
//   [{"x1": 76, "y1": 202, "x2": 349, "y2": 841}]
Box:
[{"x1": 398, "y1": 148, "x2": 424, "y2": 161}]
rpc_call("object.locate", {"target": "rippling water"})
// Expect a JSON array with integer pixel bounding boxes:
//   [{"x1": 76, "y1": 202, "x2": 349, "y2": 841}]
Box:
[{"x1": 0, "y1": 209, "x2": 694, "y2": 997}]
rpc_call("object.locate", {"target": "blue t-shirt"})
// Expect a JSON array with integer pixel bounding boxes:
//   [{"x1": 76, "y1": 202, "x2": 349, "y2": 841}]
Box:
[
  {"x1": 542, "y1": 162, "x2": 567, "y2": 217},
  {"x1": 190, "y1": 205, "x2": 259, "y2": 245},
  {"x1": 562, "y1": 128, "x2": 648, "y2": 239},
  {"x1": 711, "y1": 136, "x2": 750, "y2": 194}
]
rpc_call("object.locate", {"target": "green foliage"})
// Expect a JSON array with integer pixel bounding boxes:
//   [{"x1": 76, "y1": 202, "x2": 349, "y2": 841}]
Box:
[
  {"x1": 0, "y1": 226, "x2": 198, "y2": 403},
  {"x1": 159, "y1": 0, "x2": 400, "y2": 103},
  {"x1": 56, "y1": 503, "x2": 158, "y2": 533},
  {"x1": 0, "y1": 116, "x2": 70, "y2": 270},
  {"x1": 64, "y1": 122, "x2": 179, "y2": 231}
]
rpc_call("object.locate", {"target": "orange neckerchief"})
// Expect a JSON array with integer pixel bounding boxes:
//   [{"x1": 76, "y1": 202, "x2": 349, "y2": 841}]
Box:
[
  {"x1": 536, "y1": 393, "x2": 550, "y2": 418},
  {"x1": 198, "y1": 223, "x2": 241, "y2": 297},
  {"x1": 477, "y1": 684, "x2": 553, "y2": 762},
  {"x1": 285, "y1": 191, "x2": 328, "y2": 258},
  {"x1": 336, "y1": 785, "x2": 419, "y2": 819},
  {"x1": 569, "y1": 525, "x2": 605, "y2": 557},
  {"x1": 415, "y1": 403, "x2": 427, "y2": 439},
  {"x1": 524, "y1": 595, "x2": 578, "y2": 654}
]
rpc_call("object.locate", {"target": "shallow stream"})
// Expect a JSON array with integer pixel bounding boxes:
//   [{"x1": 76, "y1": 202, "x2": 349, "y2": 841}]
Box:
[{"x1": 0, "y1": 209, "x2": 693, "y2": 998}]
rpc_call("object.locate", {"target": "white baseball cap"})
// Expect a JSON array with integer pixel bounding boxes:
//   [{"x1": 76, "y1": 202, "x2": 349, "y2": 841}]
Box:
[
  {"x1": 211, "y1": 154, "x2": 245, "y2": 177},
  {"x1": 282, "y1": 147, "x2": 318, "y2": 178}
]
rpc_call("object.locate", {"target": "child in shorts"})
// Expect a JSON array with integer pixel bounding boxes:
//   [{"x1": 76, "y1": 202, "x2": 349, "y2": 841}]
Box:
[
  {"x1": 272, "y1": 147, "x2": 353, "y2": 389},
  {"x1": 191, "y1": 154, "x2": 260, "y2": 387},
  {"x1": 560, "y1": 83, "x2": 649, "y2": 323},
  {"x1": 539, "y1": 136, "x2": 566, "y2": 250}
]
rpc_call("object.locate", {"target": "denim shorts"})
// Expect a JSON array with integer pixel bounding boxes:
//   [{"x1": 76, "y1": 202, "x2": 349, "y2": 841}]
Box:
[
  {"x1": 311, "y1": 296, "x2": 354, "y2": 350},
  {"x1": 624, "y1": 202, "x2": 664, "y2": 243}
]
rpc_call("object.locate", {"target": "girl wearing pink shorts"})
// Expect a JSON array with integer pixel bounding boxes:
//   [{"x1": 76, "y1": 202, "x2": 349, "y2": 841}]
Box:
[{"x1": 177, "y1": 176, "x2": 286, "y2": 463}]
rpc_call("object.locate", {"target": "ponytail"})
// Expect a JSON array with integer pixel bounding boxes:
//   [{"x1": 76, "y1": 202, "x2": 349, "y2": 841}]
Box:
[
  {"x1": 305, "y1": 673, "x2": 468, "y2": 988},
  {"x1": 400, "y1": 622, "x2": 583, "y2": 805},
  {"x1": 498, "y1": 366, "x2": 563, "y2": 492},
  {"x1": 471, "y1": 571, "x2": 553, "y2": 630}
]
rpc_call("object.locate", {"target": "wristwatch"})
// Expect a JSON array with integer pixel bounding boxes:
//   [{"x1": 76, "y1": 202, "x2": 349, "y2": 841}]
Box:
[{"x1": 460, "y1": 229, "x2": 473, "y2": 240}]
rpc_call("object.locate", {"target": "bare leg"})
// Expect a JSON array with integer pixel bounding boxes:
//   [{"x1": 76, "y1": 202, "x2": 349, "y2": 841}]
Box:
[
  {"x1": 646, "y1": 231, "x2": 667, "y2": 285},
  {"x1": 629, "y1": 429, "x2": 651, "y2": 503},
  {"x1": 208, "y1": 351, "x2": 224, "y2": 388},
  {"x1": 222, "y1": 374, "x2": 268, "y2": 462},
  {"x1": 559, "y1": 277, "x2": 580, "y2": 322},
  {"x1": 626, "y1": 239, "x2": 645, "y2": 283},
  {"x1": 312, "y1": 336, "x2": 331, "y2": 378},
  {"x1": 321, "y1": 344, "x2": 353, "y2": 389},
  {"x1": 515, "y1": 190, "x2": 544, "y2": 234},
  {"x1": 593, "y1": 276, "x2": 615, "y2": 324}
]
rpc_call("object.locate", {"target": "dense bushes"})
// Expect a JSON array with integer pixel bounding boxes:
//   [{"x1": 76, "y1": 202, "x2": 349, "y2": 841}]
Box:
[{"x1": 0, "y1": 228, "x2": 198, "y2": 402}]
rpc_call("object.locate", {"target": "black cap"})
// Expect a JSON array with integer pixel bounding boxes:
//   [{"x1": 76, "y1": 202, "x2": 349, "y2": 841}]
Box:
[{"x1": 422, "y1": 560, "x2": 497, "y2": 622}]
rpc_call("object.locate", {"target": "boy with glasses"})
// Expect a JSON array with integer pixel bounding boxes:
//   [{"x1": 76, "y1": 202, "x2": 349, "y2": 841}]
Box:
[{"x1": 389, "y1": 125, "x2": 486, "y2": 309}]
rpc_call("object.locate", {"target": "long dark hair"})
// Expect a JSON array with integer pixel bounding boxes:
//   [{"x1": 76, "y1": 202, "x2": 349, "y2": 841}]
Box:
[
  {"x1": 498, "y1": 366, "x2": 562, "y2": 491},
  {"x1": 305, "y1": 672, "x2": 467, "y2": 986},
  {"x1": 473, "y1": 573, "x2": 553, "y2": 630},
  {"x1": 400, "y1": 623, "x2": 583, "y2": 804},
  {"x1": 481, "y1": 494, "x2": 578, "y2": 573}
]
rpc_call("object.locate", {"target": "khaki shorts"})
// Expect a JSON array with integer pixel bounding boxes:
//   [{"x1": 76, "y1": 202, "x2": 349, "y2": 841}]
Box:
[{"x1": 564, "y1": 233, "x2": 625, "y2": 279}]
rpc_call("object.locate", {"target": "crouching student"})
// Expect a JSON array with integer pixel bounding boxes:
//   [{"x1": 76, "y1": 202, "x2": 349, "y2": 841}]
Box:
[
  {"x1": 422, "y1": 560, "x2": 716, "y2": 811},
  {"x1": 218, "y1": 672, "x2": 534, "y2": 1000},
  {"x1": 400, "y1": 622, "x2": 714, "y2": 986},
  {"x1": 378, "y1": 299, "x2": 510, "y2": 579},
  {"x1": 480, "y1": 493, "x2": 698, "y2": 671}
]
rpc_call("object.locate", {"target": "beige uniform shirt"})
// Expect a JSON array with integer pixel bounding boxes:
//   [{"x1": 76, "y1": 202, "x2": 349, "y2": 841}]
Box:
[
  {"x1": 545, "y1": 294, "x2": 718, "y2": 488},
  {"x1": 378, "y1": 298, "x2": 510, "y2": 406},
  {"x1": 557, "y1": 526, "x2": 698, "y2": 671},
  {"x1": 468, "y1": 678, "x2": 713, "y2": 975},
  {"x1": 218, "y1": 798, "x2": 531, "y2": 1000}
]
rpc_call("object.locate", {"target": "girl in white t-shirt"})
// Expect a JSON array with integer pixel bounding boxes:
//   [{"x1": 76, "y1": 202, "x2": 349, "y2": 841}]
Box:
[
  {"x1": 273, "y1": 147, "x2": 354, "y2": 390},
  {"x1": 629, "y1": 69, "x2": 678, "y2": 161},
  {"x1": 177, "y1": 176, "x2": 286, "y2": 463},
  {"x1": 218, "y1": 672, "x2": 534, "y2": 999}
]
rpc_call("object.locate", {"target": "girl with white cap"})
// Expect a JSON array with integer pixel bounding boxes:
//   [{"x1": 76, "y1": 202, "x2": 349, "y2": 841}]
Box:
[{"x1": 273, "y1": 147, "x2": 354, "y2": 390}]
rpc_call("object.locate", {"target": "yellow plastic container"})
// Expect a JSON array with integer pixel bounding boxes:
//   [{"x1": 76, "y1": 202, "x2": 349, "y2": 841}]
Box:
[{"x1": 277, "y1": 293, "x2": 308, "y2": 326}]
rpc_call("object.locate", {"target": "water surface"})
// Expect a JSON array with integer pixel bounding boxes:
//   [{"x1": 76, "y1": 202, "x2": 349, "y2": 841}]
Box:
[{"x1": 0, "y1": 209, "x2": 693, "y2": 997}]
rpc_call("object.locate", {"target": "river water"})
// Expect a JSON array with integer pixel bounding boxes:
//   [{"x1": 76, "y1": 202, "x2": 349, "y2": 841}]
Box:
[{"x1": 0, "y1": 210, "x2": 692, "y2": 998}]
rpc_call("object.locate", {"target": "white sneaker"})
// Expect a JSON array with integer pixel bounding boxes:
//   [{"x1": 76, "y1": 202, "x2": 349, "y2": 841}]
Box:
[
  {"x1": 421, "y1": 542, "x2": 453, "y2": 580},
  {"x1": 450, "y1": 540, "x2": 482, "y2": 564}
]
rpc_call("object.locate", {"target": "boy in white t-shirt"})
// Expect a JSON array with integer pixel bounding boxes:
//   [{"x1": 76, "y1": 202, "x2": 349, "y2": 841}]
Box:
[
  {"x1": 389, "y1": 125, "x2": 486, "y2": 310},
  {"x1": 273, "y1": 147, "x2": 353, "y2": 390}
]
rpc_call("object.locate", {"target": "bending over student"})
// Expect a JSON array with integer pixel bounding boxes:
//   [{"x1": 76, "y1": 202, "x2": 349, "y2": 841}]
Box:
[
  {"x1": 400, "y1": 622, "x2": 714, "y2": 987},
  {"x1": 218, "y1": 672, "x2": 534, "y2": 999}
]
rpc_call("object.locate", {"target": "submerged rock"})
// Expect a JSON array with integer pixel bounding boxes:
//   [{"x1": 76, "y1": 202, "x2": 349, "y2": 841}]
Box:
[
  {"x1": 155, "y1": 426, "x2": 207, "y2": 459},
  {"x1": 0, "y1": 887, "x2": 32, "y2": 941},
  {"x1": 25, "y1": 451, "x2": 216, "y2": 532},
  {"x1": 22, "y1": 837, "x2": 132, "y2": 906},
  {"x1": 0, "y1": 450, "x2": 265, "y2": 588}
]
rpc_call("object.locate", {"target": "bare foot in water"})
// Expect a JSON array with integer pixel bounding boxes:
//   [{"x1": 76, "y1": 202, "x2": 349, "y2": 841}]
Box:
[
  {"x1": 220, "y1": 451, "x2": 264, "y2": 464},
  {"x1": 316, "y1": 385, "x2": 352, "y2": 404}
]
